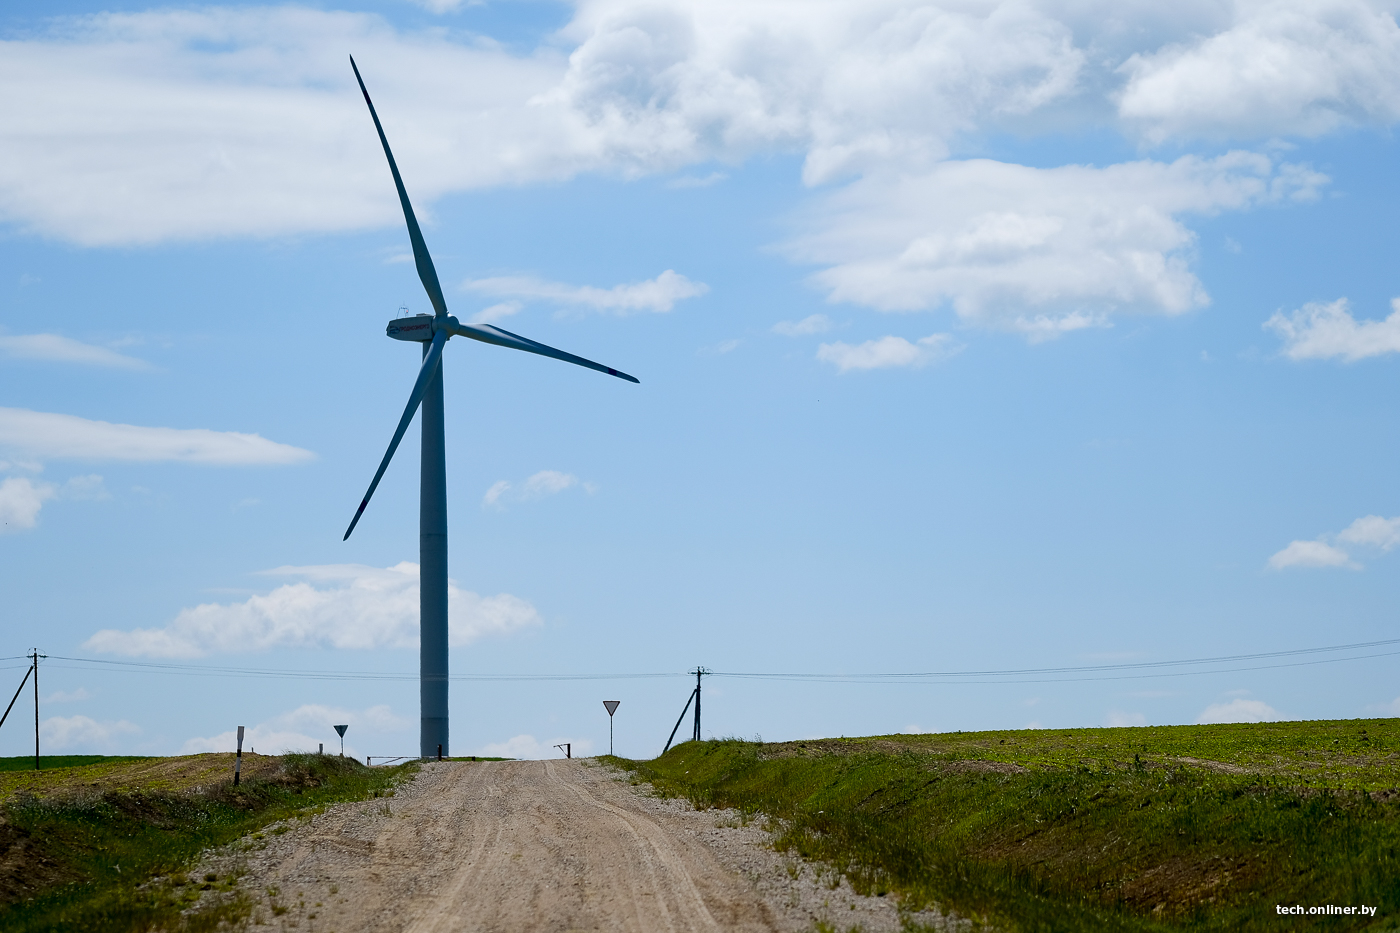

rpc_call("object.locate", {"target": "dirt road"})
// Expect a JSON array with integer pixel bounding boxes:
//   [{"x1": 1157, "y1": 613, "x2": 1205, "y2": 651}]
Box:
[{"x1": 212, "y1": 759, "x2": 954, "y2": 932}]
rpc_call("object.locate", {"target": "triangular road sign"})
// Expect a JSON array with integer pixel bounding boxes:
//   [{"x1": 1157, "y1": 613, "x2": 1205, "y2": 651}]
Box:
[{"x1": 603, "y1": 701, "x2": 620, "y2": 716}]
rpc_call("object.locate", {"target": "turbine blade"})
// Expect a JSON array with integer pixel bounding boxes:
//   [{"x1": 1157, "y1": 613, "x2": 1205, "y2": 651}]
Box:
[
  {"x1": 344, "y1": 329, "x2": 448, "y2": 540},
  {"x1": 349, "y1": 55, "x2": 450, "y2": 319},
  {"x1": 448, "y1": 320, "x2": 641, "y2": 384}
]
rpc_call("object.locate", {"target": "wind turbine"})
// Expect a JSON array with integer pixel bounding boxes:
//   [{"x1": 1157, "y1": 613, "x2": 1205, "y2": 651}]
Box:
[{"x1": 343, "y1": 57, "x2": 639, "y2": 760}]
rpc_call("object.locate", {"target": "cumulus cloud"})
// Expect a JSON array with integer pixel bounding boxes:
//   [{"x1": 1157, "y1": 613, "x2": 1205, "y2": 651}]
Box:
[
  {"x1": 1270, "y1": 513, "x2": 1400, "y2": 569},
  {"x1": 0, "y1": 333, "x2": 150, "y2": 369},
  {"x1": 0, "y1": 477, "x2": 56, "y2": 532},
  {"x1": 0, "y1": 473, "x2": 112, "y2": 534},
  {"x1": 42, "y1": 714, "x2": 139, "y2": 751},
  {"x1": 772, "y1": 314, "x2": 833, "y2": 336},
  {"x1": 1106, "y1": 710, "x2": 1147, "y2": 727},
  {"x1": 44, "y1": 688, "x2": 92, "y2": 703},
  {"x1": 1268, "y1": 539, "x2": 1355, "y2": 570},
  {"x1": 471, "y1": 301, "x2": 522, "y2": 324},
  {"x1": 181, "y1": 702, "x2": 410, "y2": 756},
  {"x1": 82, "y1": 562, "x2": 541, "y2": 658},
  {"x1": 0, "y1": 408, "x2": 313, "y2": 465},
  {"x1": 816, "y1": 334, "x2": 957, "y2": 372},
  {"x1": 476, "y1": 733, "x2": 592, "y2": 760},
  {"x1": 1119, "y1": 0, "x2": 1400, "y2": 144},
  {"x1": 790, "y1": 152, "x2": 1326, "y2": 330},
  {"x1": 483, "y1": 470, "x2": 590, "y2": 508},
  {"x1": 1195, "y1": 698, "x2": 1282, "y2": 724},
  {"x1": 1265, "y1": 297, "x2": 1400, "y2": 361},
  {"x1": 463, "y1": 270, "x2": 707, "y2": 314}
]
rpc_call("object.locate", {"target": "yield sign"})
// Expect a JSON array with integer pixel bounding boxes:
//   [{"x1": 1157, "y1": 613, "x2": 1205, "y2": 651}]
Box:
[
  {"x1": 334, "y1": 724, "x2": 349, "y2": 737},
  {"x1": 603, "y1": 701, "x2": 620, "y2": 717}
]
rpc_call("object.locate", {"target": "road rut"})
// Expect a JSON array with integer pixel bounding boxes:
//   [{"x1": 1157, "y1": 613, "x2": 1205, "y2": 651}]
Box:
[{"x1": 229, "y1": 760, "x2": 775, "y2": 932}]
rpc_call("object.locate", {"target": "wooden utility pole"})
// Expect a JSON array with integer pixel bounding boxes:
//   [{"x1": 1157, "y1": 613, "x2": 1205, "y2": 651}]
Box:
[
  {"x1": 30, "y1": 650, "x2": 44, "y2": 771},
  {"x1": 691, "y1": 668, "x2": 708, "y2": 743}
]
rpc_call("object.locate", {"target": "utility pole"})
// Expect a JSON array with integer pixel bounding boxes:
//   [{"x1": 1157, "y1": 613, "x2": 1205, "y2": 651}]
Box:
[
  {"x1": 691, "y1": 667, "x2": 708, "y2": 743},
  {"x1": 30, "y1": 649, "x2": 44, "y2": 771}
]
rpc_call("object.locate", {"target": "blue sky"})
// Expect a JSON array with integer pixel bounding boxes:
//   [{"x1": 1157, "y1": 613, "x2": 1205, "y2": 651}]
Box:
[{"x1": 3, "y1": 0, "x2": 1400, "y2": 761}]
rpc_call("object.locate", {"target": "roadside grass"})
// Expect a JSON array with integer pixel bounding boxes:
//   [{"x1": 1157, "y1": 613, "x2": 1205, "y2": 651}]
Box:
[
  {"x1": 0, "y1": 752, "x2": 417, "y2": 933},
  {"x1": 612, "y1": 719, "x2": 1400, "y2": 932}
]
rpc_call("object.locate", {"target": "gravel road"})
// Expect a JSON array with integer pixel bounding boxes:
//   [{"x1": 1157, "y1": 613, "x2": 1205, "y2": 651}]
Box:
[{"x1": 203, "y1": 759, "x2": 960, "y2": 932}]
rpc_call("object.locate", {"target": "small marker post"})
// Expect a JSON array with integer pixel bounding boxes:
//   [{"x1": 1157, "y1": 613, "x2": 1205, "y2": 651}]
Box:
[
  {"x1": 334, "y1": 724, "x2": 349, "y2": 757},
  {"x1": 234, "y1": 725, "x2": 245, "y2": 786},
  {"x1": 603, "y1": 701, "x2": 620, "y2": 756}
]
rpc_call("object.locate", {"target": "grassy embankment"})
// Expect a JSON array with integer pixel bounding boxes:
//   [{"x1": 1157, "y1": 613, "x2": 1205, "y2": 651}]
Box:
[
  {"x1": 0, "y1": 752, "x2": 417, "y2": 933},
  {"x1": 615, "y1": 719, "x2": 1400, "y2": 932}
]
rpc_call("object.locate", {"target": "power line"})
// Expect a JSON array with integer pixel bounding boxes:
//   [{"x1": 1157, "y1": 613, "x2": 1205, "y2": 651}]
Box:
[
  {"x1": 712, "y1": 637, "x2": 1400, "y2": 680},
  {"x1": 25, "y1": 637, "x2": 1398, "y2": 686}
]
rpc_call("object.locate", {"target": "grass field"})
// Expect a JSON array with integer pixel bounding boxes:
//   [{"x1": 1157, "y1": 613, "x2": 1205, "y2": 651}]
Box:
[
  {"x1": 0, "y1": 752, "x2": 417, "y2": 933},
  {"x1": 0, "y1": 755, "x2": 153, "y2": 773},
  {"x1": 615, "y1": 719, "x2": 1400, "y2": 932}
]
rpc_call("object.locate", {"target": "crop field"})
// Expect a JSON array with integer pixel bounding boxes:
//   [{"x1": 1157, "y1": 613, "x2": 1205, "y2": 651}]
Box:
[
  {"x1": 0, "y1": 752, "x2": 417, "y2": 933},
  {"x1": 617, "y1": 718, "x2": 1400, "y2": 932}
]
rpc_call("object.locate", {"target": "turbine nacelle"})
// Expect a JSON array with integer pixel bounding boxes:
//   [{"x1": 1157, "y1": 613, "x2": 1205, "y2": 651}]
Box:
[{"x1": 386, "y1": 314, "x2": 435, "y2": 342}]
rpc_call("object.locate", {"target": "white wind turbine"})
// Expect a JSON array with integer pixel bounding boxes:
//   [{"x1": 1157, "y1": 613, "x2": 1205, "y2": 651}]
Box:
[{"x1": 343, "y1": 57, "x2": 639, "y2": 759}]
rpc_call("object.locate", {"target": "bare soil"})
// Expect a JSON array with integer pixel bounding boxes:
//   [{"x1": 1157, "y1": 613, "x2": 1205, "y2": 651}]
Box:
[{"x1": 198, "y1": 758, "x2": 961, "y2": 932}]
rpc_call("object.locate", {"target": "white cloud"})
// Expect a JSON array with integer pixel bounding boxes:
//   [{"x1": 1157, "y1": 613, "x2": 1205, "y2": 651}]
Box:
[
  {"x1": 667, "y1": 172, "x2": 727, "y2": 189},
  {"x1": 0, "y1": 407, "x2": 313, "y2": 465},
  {"x1": 0, "y1": 473, "x2": 111, "y2": 534},
  {"x1": 0, "y1": 477, "x2": 56, "y2": 532},
  {"x1": 0, "y1": 333, "x2": 150, "y2": 369},
  {"x1": 44, "y1": 688, "x2": 92, "y2": 703},
  {"x1": 1270, "y1": 513, "x2": 1400, "y2": 569},
  {"x1": 0, "y1": 1, "x2": 1088, "y2": 244},
  {"x1": 463, "y1": 270, "x2": 707, "y2": 315},
  {"x1": 816, "y1": 333, "x2": 957, "y2": 372},
  {"x1": 1106, "y1": 710, "x2": 1147, "y2": 727},
  {"x1": 477, "y1": 733, "x2": 593, "y2": 760},
  {"x1": 81, "y1": 562, "x2": 541, "y2": 658},
  {"x1": 791, "y1": 152, "x2": 1326, "y2": 329},
  {"x1": 41, "y1": 714, "x2": 139, "y2": 751},
  {"x1": 1119, "y1": 0, "x2": 1400, "y2": 144},
  {"x1": 1337, "y1": 514, "x2": 1400, "y2": 550},
  {"x1": 471, "y1": 301, "x2": 522, "y2": 324},
  {"x1": 553, "y1": 0, "x2": 1085, "y2": 185},
  {"x1": 772, "y1": 314, "x2": 832, "y2": 336},
  {"x1": 483, "y1": 470, "x2": 590, "y2": 508},
  {"x1": 1265, "y1": 297, "x2": 1400, "y2": 361},
  {"x1": 1195, "y1": 698, "x2": 1282, "y2": 724},
  {"x1": 482, "y1": 479, "x2": 512, "y2": 508},
  {"x1": 181, "y1": 702, "x2": 411, "y2": 756},
  {"x1": 1268, "y1": 538, "x2": 1355, "y2": 569}
]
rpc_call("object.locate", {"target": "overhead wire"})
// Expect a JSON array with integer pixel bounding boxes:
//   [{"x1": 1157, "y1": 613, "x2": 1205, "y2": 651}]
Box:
[{"x1": 27, "y1": 636, "x2": 1400, "y2": 686}]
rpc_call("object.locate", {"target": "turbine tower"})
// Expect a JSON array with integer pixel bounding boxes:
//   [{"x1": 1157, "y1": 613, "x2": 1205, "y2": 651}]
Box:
[{"x1": 344, "y1": 57, "x2": 639, "y2": 759}]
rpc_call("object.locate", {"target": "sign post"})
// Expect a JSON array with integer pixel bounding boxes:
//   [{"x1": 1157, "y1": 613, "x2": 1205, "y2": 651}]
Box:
[
  {"x1": 234, "y1": 725, "x2": 245, "y2": 786},
  {"x1": 334, "y1": 724, "x2": 349, "y2": 757},
  {"x1": 603, "y1": 701, "x2": 620, "y2": 756}
]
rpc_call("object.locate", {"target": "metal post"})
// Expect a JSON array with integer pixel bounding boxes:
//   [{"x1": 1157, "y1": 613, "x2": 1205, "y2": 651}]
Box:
[
  {"x1": 437, "y1": 743, "x2": 443, "y2": 761},
  {"x1": 603, "y1": 701, "x2": 620, "y2": 756},
  {"x1": 420, "y1": 340, "x2": 449, "y2": 760},
  {"x1": 235, "y1": 725, "x2": 245, "y2": 786}
]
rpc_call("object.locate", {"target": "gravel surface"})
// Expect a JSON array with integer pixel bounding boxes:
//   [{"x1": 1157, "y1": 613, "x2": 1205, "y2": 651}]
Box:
[{"x1": 193, "y1": 759, "x2": 965, "y2": 932}]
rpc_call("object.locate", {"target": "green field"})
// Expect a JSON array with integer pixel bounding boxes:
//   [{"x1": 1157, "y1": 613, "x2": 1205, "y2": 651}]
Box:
[
  {"x1": 0, "y1": 755, "x2": 152, "y2": 773},
  {"x1": 0, "y1": 752, "x2": 418, "y2": 933},
  {"x1": 615, "y1": 719, "x2": 1400, "y2": 932}
]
